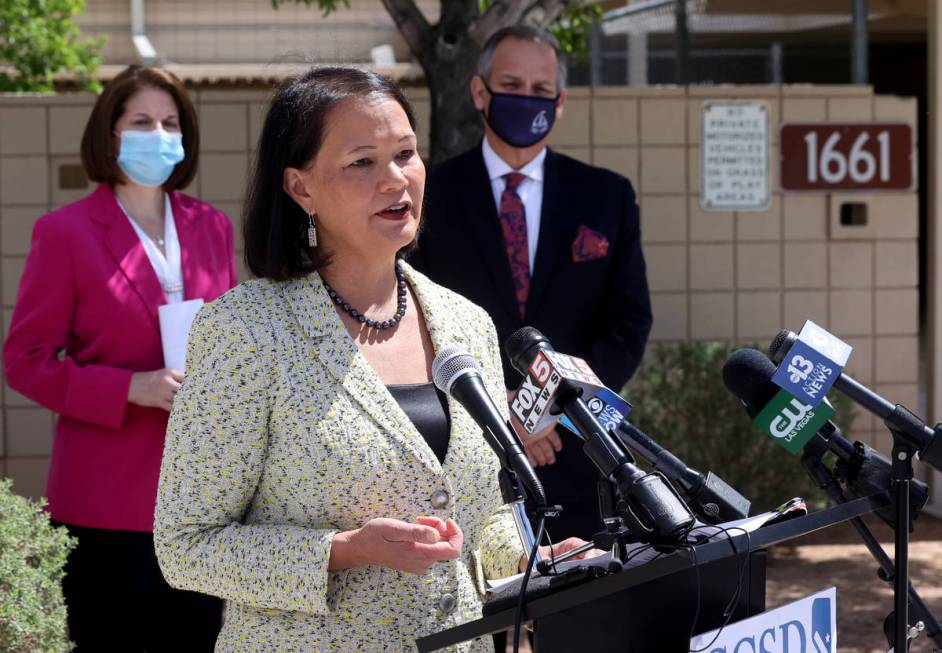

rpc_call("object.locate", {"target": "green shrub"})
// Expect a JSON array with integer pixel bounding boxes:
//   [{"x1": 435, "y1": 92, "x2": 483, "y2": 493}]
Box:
[
  {"x1": 0, "y1": 0, "x2": 104, "y2": 92},
  {"x1": 623, "y1": 342, "x2": 855, "y2": 514},
  {"x1": 0, "y1": 479, "x2": 75, "y2": 653}
]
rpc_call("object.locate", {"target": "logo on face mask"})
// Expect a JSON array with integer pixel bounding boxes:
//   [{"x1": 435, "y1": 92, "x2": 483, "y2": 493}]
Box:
[
  {"x1": 482, "y1": 81, "x2": 559, "y2": 148},
  {"x1": 530, "y1": 110, "x2": 549, "y2": 135}
]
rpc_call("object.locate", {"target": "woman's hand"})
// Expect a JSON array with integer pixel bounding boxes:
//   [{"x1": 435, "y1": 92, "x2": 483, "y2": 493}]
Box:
[
  {"x1": 518, "y1": 537, "x2": 607, "y2": 573},
  {"x1": 128, "y1": 368, "x2": 184, "y2": 411},
  {"x1": 330, "y1": 516, "x2": 464, "y2": 575}
]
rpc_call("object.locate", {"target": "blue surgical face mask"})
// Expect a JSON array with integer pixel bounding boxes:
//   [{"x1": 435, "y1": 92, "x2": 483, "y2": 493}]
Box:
[
  {"x1": 482, "y1": 82, "x2": 560, "y2": 148},
  {"x1": 117, "y1": 129, "x2": 185, "y2": 187}
]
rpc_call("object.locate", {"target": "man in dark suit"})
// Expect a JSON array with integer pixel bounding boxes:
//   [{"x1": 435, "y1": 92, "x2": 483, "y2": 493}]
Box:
[{"x1": 410, "y1": 25, "x2": 652, "y2": 542}]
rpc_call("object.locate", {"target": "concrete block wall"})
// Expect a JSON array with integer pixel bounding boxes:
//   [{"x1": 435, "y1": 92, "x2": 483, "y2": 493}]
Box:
[
  {"x1": 0, "y1": 83, "x2": 918, "y2": 499},
  {"x1": 79, "y1": 0, "x2": 441, "y2": 65}
]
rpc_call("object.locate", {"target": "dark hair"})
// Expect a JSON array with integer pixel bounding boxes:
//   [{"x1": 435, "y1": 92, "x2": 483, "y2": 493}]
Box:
[
  {"x1": 80, "y1": 65, "x2": 199, "y2": 191},
  {"x1": 477, "y1": 25, "x2": 567, "y2": 90},
  {"x1": 243, "y1": 66, "x2": 418, "y2": 280}
]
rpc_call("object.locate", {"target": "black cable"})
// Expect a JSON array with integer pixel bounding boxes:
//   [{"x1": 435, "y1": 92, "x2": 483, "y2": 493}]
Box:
[
  {"x1": 541, "y1": 528, "x2": 560, "y2": 576},
  {"x1": 687, "y1": 541, "x2": 703, "y2": 650},
  {"x1": 513, "y1": 516, "x2": 546, "y2": 653},
  {"x1": 621, "y1": 543, "x2": 657, "y2": 565},
  {"x1": 688, "y1": 526, "x2": 753, "y2": 652}
]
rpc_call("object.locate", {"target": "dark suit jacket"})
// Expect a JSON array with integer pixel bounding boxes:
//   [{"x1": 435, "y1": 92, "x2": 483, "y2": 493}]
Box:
[{"x1": 410, "y1": 145, "x2": 652, "y2": 537}]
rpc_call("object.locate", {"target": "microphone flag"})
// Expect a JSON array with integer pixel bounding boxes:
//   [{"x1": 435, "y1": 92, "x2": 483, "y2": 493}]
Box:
[
  {"x1": 771, "y1": 320, "x2": 851, "y2": 408},
  {"x1": 559, "y1": 387, "x2": 632, "y2": 436},
  {"x1": 509, "y1": 349, "x2": 604, "y2": 434},
  {"x1": 753, "y1": 390, "x2": 835, "y2": 454}
]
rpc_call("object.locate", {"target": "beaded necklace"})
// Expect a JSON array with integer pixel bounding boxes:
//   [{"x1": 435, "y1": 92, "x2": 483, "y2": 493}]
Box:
[{"x1": 323, "y1": 262, "x2": 407, "y2": 330}]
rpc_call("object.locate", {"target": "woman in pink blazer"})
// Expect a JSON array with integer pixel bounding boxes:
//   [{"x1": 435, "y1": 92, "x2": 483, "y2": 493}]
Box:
[{"x1": 3, "y1": 66, "x2": 235, "y2": 651}]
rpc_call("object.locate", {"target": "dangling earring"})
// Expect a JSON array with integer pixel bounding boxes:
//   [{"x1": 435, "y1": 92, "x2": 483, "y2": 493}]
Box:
[{"x1": 307, "y1": 212, "x2": 318, "y2": 247}]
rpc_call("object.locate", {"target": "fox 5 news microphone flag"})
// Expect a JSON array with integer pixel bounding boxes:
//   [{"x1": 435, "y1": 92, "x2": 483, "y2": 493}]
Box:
[{"x1": 510, "y1": 349, "x2": 605, "y2": 435}]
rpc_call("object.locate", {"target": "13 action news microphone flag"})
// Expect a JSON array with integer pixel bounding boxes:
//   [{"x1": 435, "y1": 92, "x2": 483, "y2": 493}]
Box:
[
  {"x1": 751, "y1": 320, "x2": 850, "y2": 453},
  {"x1": 770, "y1": 320, "x2": 852, "y2": 408},
  {"x1": 723, "y1": 347, "x2": 929, "y2": 528},
  {"x1": 770, "y1": 327, "x2": 942, "y2": 472}
]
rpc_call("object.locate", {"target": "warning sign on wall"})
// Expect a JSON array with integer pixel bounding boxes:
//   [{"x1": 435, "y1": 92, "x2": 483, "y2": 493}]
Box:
[{"x1": 700, "y1": 101, "x2": 770, "y2": 212}]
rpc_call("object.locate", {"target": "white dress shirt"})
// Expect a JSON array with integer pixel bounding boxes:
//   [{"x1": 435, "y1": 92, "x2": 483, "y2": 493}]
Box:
[
  {"x1": 117, "y1": 194, "x2": 184, "y2": 304},
  {"x1": 481, "y1": 138, "x2": 546, "y2": 275}
]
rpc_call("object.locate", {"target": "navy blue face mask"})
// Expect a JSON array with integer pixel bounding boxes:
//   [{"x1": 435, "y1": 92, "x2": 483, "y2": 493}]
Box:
[{"x1": 482, "y1": 82, "x2": 560, "y2": 148}]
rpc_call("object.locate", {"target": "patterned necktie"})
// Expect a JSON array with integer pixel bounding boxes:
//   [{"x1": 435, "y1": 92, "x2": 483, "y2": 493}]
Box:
[{"x1": 498, "y1": 172, "x2": 530, "y2": 320}]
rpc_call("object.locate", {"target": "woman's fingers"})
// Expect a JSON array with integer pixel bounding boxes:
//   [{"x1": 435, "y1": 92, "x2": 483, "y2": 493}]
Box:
[
  {"x1": 412, "y1": 540, "x2": 461, "y2": 560},
  {"x1": 442, "y1": 519, "x2": 464, "y2": 548},
  {"x1": 416, "y1": 516, "x2": 447, "y2": 533},
  {"x1": 384, "y1": 520, "x2": 441, "y2": 545},
  {"x1": 412, "y1": 518, "x2": 462, "y2": 560},
  {"x1": 355, "y1": 517, "x2": 466, "y2": 575}
]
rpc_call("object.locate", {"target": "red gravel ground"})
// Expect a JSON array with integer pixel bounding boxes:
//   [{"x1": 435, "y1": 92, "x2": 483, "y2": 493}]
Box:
[{"x1": 765, "y1": 513, "x2": 942, "y2": 652}]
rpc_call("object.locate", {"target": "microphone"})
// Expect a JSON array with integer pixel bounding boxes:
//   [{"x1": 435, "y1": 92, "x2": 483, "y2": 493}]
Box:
[
  {"x1": 722, "y1": 348, "x2": 928, "y2": 526},
  {"x1": 505, "y1": 327, "x2": 694, "y2": 543},
  {"x1": 432, "y1": 346, "x2": 546, "y2": 508},
  {"x1": 432, "y1": 346, "x2": 546, "y2": 561},
  {"x1": 615, "y1": 421, "x2": 751, "y2": 524},
  {"x1": 770, "y1": 329, "x2": 942, "y2": 471},
  {"x1": 558, "y1": 387, "x2": 751, "y2": 523}
]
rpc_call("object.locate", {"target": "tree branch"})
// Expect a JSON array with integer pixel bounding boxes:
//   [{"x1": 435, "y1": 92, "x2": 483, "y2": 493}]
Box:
[
  {"x1": 380, "y1": 0, "x2": 433, "y2": 64},
  {"x1": 469, "y1": 0, "x2": 573, "y2": 45},
  {"x1": 520, "y1": 0, "x2": 572, "y2": 28},
  {"x1": 468, "y1": 0, "x2": 525, "y2": 45},
  {"x1": 439, "y1": 0, "x2": 479, "y2": 30}
]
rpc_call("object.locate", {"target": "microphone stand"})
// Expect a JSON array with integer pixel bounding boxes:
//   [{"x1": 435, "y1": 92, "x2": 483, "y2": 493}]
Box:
[
  {"x1": 496, "y1": 466, "x2": 552, "y2": 566},
  {"x1": 799, "y1": 438, "x2": 942, "y2": 652},
  {"x1": 888, "y1": 428, "x2": 918, "y2": 653},
  {"x1": 476, "y1": 419, "x2": 556, "y2": 565},
  {"x1": 536, "y1": 477, "x2": 643, "y2": 572}
]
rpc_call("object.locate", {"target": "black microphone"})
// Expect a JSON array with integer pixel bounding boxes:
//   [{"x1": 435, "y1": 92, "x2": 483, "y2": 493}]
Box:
[
  {"x1": 505, "y1": 327, "x2": 694, "y2": 543},
  {"x1": 615, "y1": 421, "x2": 751, "y2": 523},
  {"x1": 432, "y1": 346, "x2": 546, "y2": 561},
  {"x1": 770, "y1": 329, "x2": 942, "y2": 471},
  {"x1": 431, "y1": 346, "x2": 546, "y2": 508},
  {"x1": 722, "y1": 348, "x2": 928, "y2": 527}
]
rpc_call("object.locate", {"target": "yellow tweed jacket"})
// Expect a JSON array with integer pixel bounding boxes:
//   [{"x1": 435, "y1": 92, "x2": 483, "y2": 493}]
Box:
[{"x1": 154, "y1": 262, "x2": 523, "y2": 652}]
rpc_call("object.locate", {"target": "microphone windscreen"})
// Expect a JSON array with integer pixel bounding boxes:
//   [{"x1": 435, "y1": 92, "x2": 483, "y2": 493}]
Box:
[
  {"x1": 721, "y1": 348, "x2": 779, "y2": 416},
  {"x1": 504, "y1": 326, "x2": 551, "y2": 374},
  {"x1": 431, "y1": 345, "x2": 480, "y2": 394}
]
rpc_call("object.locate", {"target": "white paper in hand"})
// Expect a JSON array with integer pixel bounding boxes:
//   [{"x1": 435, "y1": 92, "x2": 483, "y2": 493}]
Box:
[{"x1": 158, "y1": 298, "x2": 204, "y2": 371}]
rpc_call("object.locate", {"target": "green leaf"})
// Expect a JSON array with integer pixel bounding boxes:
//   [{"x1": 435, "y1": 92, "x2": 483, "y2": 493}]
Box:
[
  {"x1": 0, "y1": 479, "x2": 75, "y2": 652},
  {"x1": 269, "y1": 0, "x2": 350, "y2": 18},
  {"x1": 549, "y1": 2, "x2": 603, "y2": 65},
  {"x1": 0, "y1": 0, "x2": 102, "y2": 92}
]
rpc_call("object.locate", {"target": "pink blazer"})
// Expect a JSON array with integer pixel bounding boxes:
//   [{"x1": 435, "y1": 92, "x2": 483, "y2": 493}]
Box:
[{"x1": 4, "y1": 183, "x2": 237, "y2": 532}]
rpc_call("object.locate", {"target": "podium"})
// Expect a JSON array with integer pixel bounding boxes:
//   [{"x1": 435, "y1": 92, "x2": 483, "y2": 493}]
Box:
[{"x1": 416, "y1": 494, "x2": 890, "y2": 652}]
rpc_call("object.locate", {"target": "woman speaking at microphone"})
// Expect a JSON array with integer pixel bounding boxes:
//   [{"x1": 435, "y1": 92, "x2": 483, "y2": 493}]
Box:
[{"x1": 154, "y1": 67, "x2": 589, "y2": 651}]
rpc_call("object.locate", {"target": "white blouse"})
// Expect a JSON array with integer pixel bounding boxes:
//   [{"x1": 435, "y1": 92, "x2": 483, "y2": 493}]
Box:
[{"x1": 117, "y1": 194, "x2": 184, "y2": 304}]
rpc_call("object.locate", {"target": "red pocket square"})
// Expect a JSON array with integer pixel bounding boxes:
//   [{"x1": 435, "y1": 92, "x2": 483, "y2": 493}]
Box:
[{"x1": 572, "y1": 225, "x2": 610, "y2": 262}]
